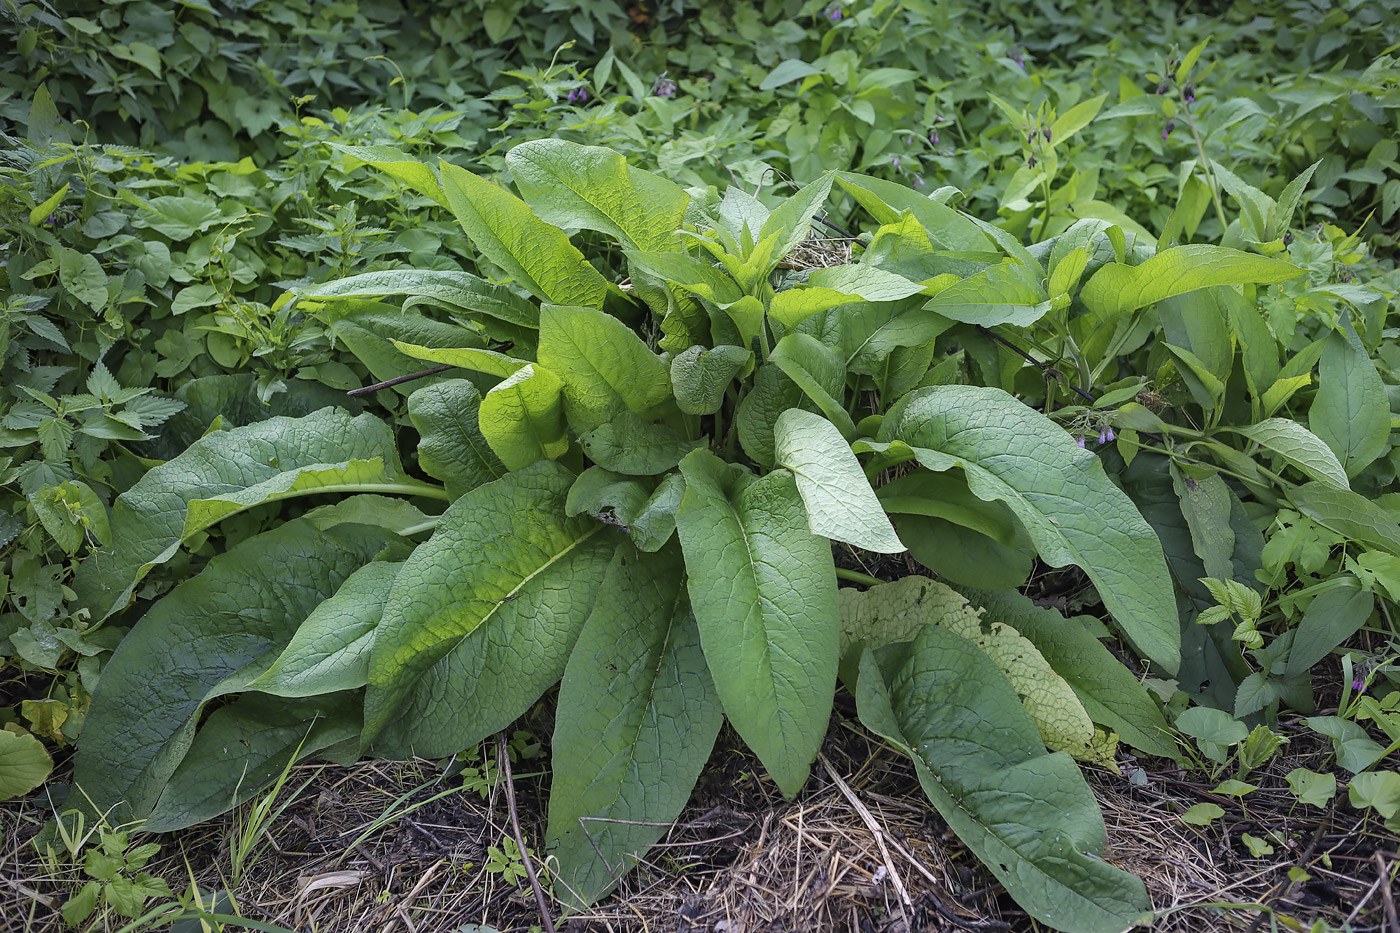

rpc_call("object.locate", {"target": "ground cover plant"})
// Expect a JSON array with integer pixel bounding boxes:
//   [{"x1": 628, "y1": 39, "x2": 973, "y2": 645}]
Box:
[{"x1": 2, "y1": 1, "x2": 1399, "y2": 931}]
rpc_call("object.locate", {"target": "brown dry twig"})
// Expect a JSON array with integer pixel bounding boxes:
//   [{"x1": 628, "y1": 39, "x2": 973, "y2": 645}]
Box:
[{"x1": 496, "y1": 731, "x2": 555, "y2": 933}]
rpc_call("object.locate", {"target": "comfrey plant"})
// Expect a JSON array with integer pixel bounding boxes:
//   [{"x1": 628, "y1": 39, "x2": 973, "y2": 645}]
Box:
[{"x1": 68, "y1": 140, "x2": 1314, "y2": 931}]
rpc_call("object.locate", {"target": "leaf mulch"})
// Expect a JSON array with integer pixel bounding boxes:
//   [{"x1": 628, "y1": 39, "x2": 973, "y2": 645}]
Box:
[{"x1": 3, "y1": 699, "x2": 1397, "y2": 933}]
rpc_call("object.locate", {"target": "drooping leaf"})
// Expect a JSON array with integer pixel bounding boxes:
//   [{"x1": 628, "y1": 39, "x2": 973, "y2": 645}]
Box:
[
  {"x1": 769, "y1": 333, "x2": 855, "y2": 439},
  {"x1": 329, "y1": 144, "x2": 449, "y2": 208},
  {"x1": 1288, "y1": 484, "x2": 1400, "y2": 556},
  {"x1": 1233, "y1": 418, "x2": 1349, "y2": 490},
  {"x1": 670, "y1": 345, "x2": 753, "y2": 415},
  {"x1": 736, "y1": 364, "x2": 812, "y2": 468},
  {"x1": 296, "y1": 269, "x2": 540, "y2": 330},
  {"x1": 922, "y1": 260, "x2": 1051, "y2": 327},
  {"x1": 250, "y1": 561, "x2": 403, "y2": 698},
  {"x1": 1285, "y1": 585, "x2": 1374, "y2": 677},
  {"x1": 1079, "y1": 246, "x2": 1302, "y2": 321},
  {"x1": 675, "y1": 451, "x2": 838, "y2": 796},
  {"x1": 833, "y1": 172, "x2": 990, "y2": 252},
  {"x1": 774, "y1": 409, "x2": 902, "y2": 553},
  {"x1": 145, "y1": 693, "x2": 362, "y2": 832},
  {"x1": 365, "y1": 462, "x2": 615, "y2": 757},
  {"x1": 854, "y1": 629, "x2": 1152, "y2": 932},
  {"x1": 74, "y1": 409, "x2": 436, "y2": 622},
  {"x1": 408, "y1": 380, "x2": 507, "y2": 498},
  {"x1": 0, "y1": 729, "x2": 53, "y2": 801},
  {"x1": 438, "y1": 161, "x2": 609, "y2": 307},
  {"x1": 537, "y1": 305, "x2": 672, "y2": 432},
  {"x1": 548, "y1": 544, "x2": 722, "y2": 906},
  {"x1": 877, "y1": 386, "x2": 1179, "y2": 673},
  {"x1": 73, "y1": 520, "x2": 394, "y2": 825},
  {"x1": 759, "y1": 174, "x2": 835, "y2": 262},
  {"x1": 579, "y1": 411, "x2": 705, "y2": 475},
  {"x1": 506, "y1": 139, "x2": 690, "y2": 252}
]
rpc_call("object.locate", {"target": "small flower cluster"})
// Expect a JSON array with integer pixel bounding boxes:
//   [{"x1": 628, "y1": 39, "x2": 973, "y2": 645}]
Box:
[
  {"x1": 824, "y1": 4, "x2": 843, "y2": 21},
  {"x1": 1151, "y1": 56, "x2": 1199, "y2": 142},
  {"x1": 566, "y1": 87, "x2": 589, "y2": 104},
  {"x1": 1074, "y1": 422, "x2": 1117, "y2": 449},
  {"x1": 1007, "y1": 48, "x2": 1025, "y2": 69},
  {"x1": 654, "y1": 75, "x2": 677, "y2": 98},
  {"x1": 1022, "y1": 122, "x2": 1051, "y2": 169}
]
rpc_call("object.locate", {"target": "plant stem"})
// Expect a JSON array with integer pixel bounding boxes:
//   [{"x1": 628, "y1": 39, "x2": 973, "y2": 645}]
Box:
[
  {"x1": 497, "y1": 732, "x2": 555, "y2": 933},
  {"x1": 1181, "y1": 97, "x2": 1229, "y2": 234},
  {"x1": 835, "y1": 567, "x2": 883, "y2": 587},
  {"x1": 347, "y1": 364, "x2": 454, "y2": 397}
]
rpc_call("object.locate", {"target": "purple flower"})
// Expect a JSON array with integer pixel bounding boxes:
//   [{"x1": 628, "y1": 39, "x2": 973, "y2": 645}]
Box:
[
  {"x1": 1183, "y1": 85, "x2": 1195, "y2": 103},
  {"x1": 1076, "y1": 435, "x2": 1086, "y2": 449},
  {"x1": 1105, "y1": 427, "x2": 1116, "y2": 442},
  {"x1": 913, "y1": 175, "x2": 925, "y2": 188},
  {"x1": 46, "y1": 213, "x2": 57, "y2": 225},
  {"x1": 1008, "y1": 51, "x2": 1025, "y2": 69},
  {"x1": 654, "y1": 76, "x2": 677, "y2": 98},
  {"x1": 825, "y1": 4, "x2": 843, "y2": 20},
  {"x1": 567, "y1": 88, "x2": 588, "y2": 103},
  {"x1": 929, "y1": 130, "x2": 940, "y2": 145},
  {"x1": 1352, "y1": 675, "x2": 1367, "y2": 693},
  {"x1": 1042, "y1": 128, "x2": 1052, "y2": 143},
  {"x1": 1156, "y1": 83, "x2": 1169, "y2": 95},
  {"x1": 1098, "y1": 429, "x2": 1108, "y2": 445},
  {"x1": 892, "y1": 155, "x2": 900, "y2": 168},
  {"x1": 1027, "y1": 155, "x2": 1037, "y2": 169},
  {"x1": 1162, "y1": 119, "x2": 1175, "y2": 140},
  {"x1": 1028, "y1": 131, "x2": 1036, "y2": 145}
]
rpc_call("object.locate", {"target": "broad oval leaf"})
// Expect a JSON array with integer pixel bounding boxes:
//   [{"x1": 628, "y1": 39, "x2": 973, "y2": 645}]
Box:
[
  {"x1": 675, "y1": 451, "x2": 838, "y2": 796},
  {"x1": 878, "y1": 386, "x2": 1179, "y2": 673},
  {"x1": 854, "y1": 628, "x2": 1152, "y2": 932},
  {"x1": 74, "y1": 408, "x2": 440, "y2": 623},
  {"x1": 548, "y1": 544, "x2": 723, "y2": 907},
  {"x1": 579, "y1": 411, "x2": 706, "y2": 476},
  {"x1": 1079, "y1": 245, "x2": 1302, "y2": 321},
  {"x1": 1234, "y1": 418, "x2": 1349, "y2": 490},
  {"x1": 0, "y1": 729, "x2": 53, "y2": 801},
  {"x1": 774, "y1": 409, "x2": 903, "y2": 553},
  {"x1": 408, "y1": 379, "x2": 507, "y2": 498},
  {"x1": 478, "y1": 364, "x2": 569, "y2": 471},
  {"x1": 506, "y1": 139, "x2": 690, "y2": 252},
  {"x1": 295, "y1": 269, "x2": 540, "y2": 330},
  {"x1": 73, "y1": 520, "x2": 395, "y2": 825},
  {"x1": 1308, "y1": 326, "x2": 1390, "y2": 479},
  {"x1": 922, "y1": 260, "x2": 1052, "y2": 327},
  {"x1": 538, "y1": 304, "x2": 673, "y2": 432},
  {"x1": 365, "y1": 462, "x2": 615, "y2": 757},
  {"x1": 670, "y1": 345, "x2": 753, "y2": 415}
]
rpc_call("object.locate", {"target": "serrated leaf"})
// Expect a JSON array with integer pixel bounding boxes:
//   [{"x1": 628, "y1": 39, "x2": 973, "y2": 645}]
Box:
[
  {"x1": 548, "y1": 544, "x2": 722, "y2": 906},
  {"x1": 878, "y1": 386, "x2": 1179, "y2": 673},
  {"x1": 72, "y1": 520, "x2": 393, "y2": 825},
  {"x1": 774, "y1": 409, "x2": 902, "y2": 553},
  {"x1": 675, "y1": 451, "x2": 837, "y2": 796},
  {"x1": 506, "y1": 139, "x2": 690, "y2": 252},
  {"x1": 1079, "y1": 246, "x2": 1303, "y2": 321},
  {"x1": 853, "y1": 629, "x2": 1151, "y2": 931},
  {"x1": 365, "y1": 462, "x2": 614, "y2": 756},
  {"x1": 438, "y1": 161, "x2": 609, "y2": 307}
]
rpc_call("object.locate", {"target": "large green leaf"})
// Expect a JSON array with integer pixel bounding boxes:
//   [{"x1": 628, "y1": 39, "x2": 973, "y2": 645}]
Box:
[
  {"x1": 537, "y1": 304, "x2": 672, "y2": 431},
  {"x1": 329, "y1": 143, "x2": 449, "y2": 208},
  {"x1": 1232, "y1": 418, "x2": 1349, "y2": 490},
  {"x1": 249, "y1": 561, "x2": 402, "y2": 698},
  {"x1": 670, "y1": 345, "x2": 753, "y2": 415},
  {"x1": 438, "y1": 161, "x2": 609, "y2": 307},
  {"x1": 675, "y1": 451, "x2": 838, "y2": 796},
  {"x1": 833, "y1": 172, "x2": 990, "y2": 251},
  {"x1": 769, "y1": 333, "x2": 856, "y2": 439},
  {"x1": 774, "y1": 409, "x2": 903, "y2": 553},
  {"x1": 74, "y1": 409, "x2": 439, "y2": 623},
  {"x1": 1285, "y1": 584, "x2": 1374, "y2": 677},
  {"x1": 922, "y1": 260, "x2": 1052, "y2": 326},
  {"x1": 1288, "y1": 483, "x2": 1400, "y2": 556},
  {"x1": 365, "y1": 462, "x2": 615, "y2": 757},
  {"x1": 548, "y1": 544, "x2": 723, "y2": 907},
  {"x1": 736, "y1": 364, "x2": 812, "y2": 468},
  {"x1": 0, "y1": 729, "x2": 53, "y2": 801},
  {"x1": 1079, "y1": 245, "x2": 1302, "y2": 321},
  {"x1": 957, "y1": 587, "x2": 1178, "y2": 759},
  {"x1": 578, "y1": 411, "x2": 704, "y2": 476},
  {"x1": 295, "y1": 269, "x2": 540, "y2": 330},
  {"x1": 506, "y1": 139, "x2": 690, "y2": 252},
  {"x1": 145, "y1": 693, "x2": 362, "y2": 832},
  {"x1": 1308, "y1": 326, "x2": 1390, "y2": 479},
  {"x1": 854, "y1": 628, "x2": 1152, "y2": 932},
  {"x1": 877, "y1": 386, "x2": 1179, "y2": 673},
  {"x1": 73, "y1": 520, "x2": 394, "y2": 825},
  {"x1": 478, "y1": 364, "x2": 569, "y2": 470},
  {"x1": 408, "y1": 380, "x2": 507, "y2": 499}
]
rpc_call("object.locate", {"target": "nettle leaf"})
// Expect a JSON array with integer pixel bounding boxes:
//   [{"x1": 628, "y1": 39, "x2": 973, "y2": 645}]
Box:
[
  {"x1": 774, "y1": 409, "x2": 903, "y2": 553},
  {"x1": 365, "y1": 462, "x2": 615, "y2": 757},
  {"x1": 958, "y1": 587, "x2": 1178, "y2": 760},
  {"x1": 877, "y1": 386, "x2": 1179, "y2": 673},
  {"x1": 74, "y1": 409, "x2": 439, "y2": 623},
  {"x1": 840, "y1": 578, "x2": 1098, "y2": 762},
  {"x1": 296, "y1": 269, "x2": 540, "y2": 330},
  {"x1": 854, "y1": 628, "x2": 1151, "y2": 932},
  {"x1": 548, "y1": 544, "x2": 722, "y2": 907},
  {"x1": 1079, "y1": 245, "x2": 1302, "y2": 321},
  {"x1": 670, "y1": 345, "x2": 753, "y2": 415},
  {"x1": 1308, "y1": 325, "x2": 1389, "y2": 479},
  {"x1": 438, "y1": 161, "x2": 609, "y2": 307},
  {"x1": 877, "y1": 470, "x2": 1036, "y2": 590},
  {"x1": 408, "y1": 380, "x2": 507, "y2": 498},
  {"x1": 478, "y1": 364, "x2": 569, "y2": 471},
  {"x1": 506, "y1": 139, "x2": 690, "y2": 252},
  {"x1": 923, "y1": 260, "x2": 1051, "y2": 327},
  {"x1": 146, "y1": 693, "x2": 362, "y2": 832},
  {"x1": 675, "y1": 451, "x2": 838, "y2": 796},
  {"x1": 537, "y1": 304, "x2": 672, "y2": 432},
  {"x1": 250, "y1": 561, "x2": 402, "y2": 698},
  {"x1": 73, "y1": 520, "x2": 394, "y2": 826},
  {"x1": 1233, "y1": 418, "x2": 1349, "y2": 490}
]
